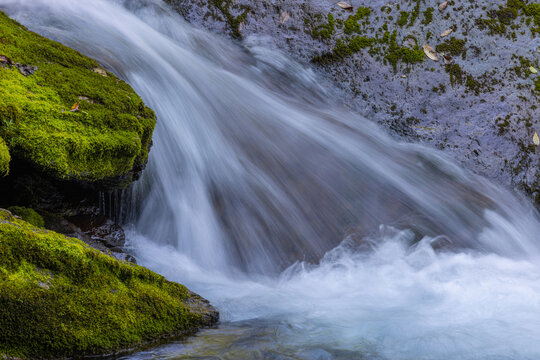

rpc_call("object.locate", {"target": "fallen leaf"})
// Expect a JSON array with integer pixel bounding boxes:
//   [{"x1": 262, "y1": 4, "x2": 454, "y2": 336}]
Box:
[
  {"x1": 442, "y1": 53, "x2": 454, "y2": 64},
  {"x1": 423, "y1": 44, "x2": 439, "y2": 61},
  {"x1": 440, "y1": 28, "x2": 453, "y2": 37},
  {"x1": 438, "y1": 1, "x2": 448, "y2": 11},
  {"x1": 534, "y1": 132, "x2": 540, "y2": 146},
  {"x1": 337, "y1": 1, "x2": 354, "y2": 11},
  {"x1": 530, "y1": 66, "x2": 538, "y2": 74},
  {"x1": 279, "y1": 11, "x2": 290, "y2": 24},
  {"x1": 92, "y1": 67, "x2": 107, "y2": 77},
  {"x1": 70, "y1": 102, "x2": 80, "y2": 112}
]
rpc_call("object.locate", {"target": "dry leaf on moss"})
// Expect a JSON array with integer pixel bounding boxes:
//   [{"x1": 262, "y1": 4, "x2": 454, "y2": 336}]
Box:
[{"x1": 423, "y1": 44, "x2": 439, "y2": 61}]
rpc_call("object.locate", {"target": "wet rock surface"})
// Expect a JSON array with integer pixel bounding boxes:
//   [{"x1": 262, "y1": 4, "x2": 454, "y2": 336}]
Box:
[{"x1": 167, "y1": 0, "x2": 539, "y2": 204}]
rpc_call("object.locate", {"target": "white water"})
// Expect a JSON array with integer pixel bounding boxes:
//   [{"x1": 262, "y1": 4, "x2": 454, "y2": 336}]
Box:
[{"x1": 2, "y1": 0, "x2": 540, "y2": 358}]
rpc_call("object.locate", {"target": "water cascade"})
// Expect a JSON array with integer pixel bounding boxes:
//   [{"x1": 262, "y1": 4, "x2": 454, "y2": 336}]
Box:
[{"x1": 2, "y1": 0, "x2": 540, "y2": 358}]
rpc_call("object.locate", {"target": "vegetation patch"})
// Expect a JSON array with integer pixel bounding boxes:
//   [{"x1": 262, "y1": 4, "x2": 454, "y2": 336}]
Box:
[
  {"x1": 435, "y1": 37, "x2": 467, "y2": 57},
  {"x1": 475, "y1": 0, "x2": 540, "y2": 35},
  {"x1": 422, "y1": 7, "x2": 434, "y2": 25},
  {"x1": 398, "y1": 11, "x2": 409, "y2": 26},
  {"x1": 7, "y1": 206, "x2": 44, "y2": 228},
  {"x1": 0, "y1": 12, "x2": 156, "y2": 186},
  {"x1": 385, "y1": 31, "x2": 424, "y2": 68},
  {"x1": 313, "y1": 36, "x2": 374, "y2": 63},
  {"x1": 313, "y1": 13, "x2": 336, "y2": 39},
  {"x1": 408, "y1": 0, "x2": 422, "y2": 27},
  {"x1": 0, "y1": 137, "x2": 8, "y2": 177},
  {"x1": 208, "y1": 0, "x2": 251, "y2": 39},
  {"x1": 0, "y1": 209, "x2": 215, "y2": 359},
  {"x1": 344, "y1": 7, "x2": 371, "y2": 34}
]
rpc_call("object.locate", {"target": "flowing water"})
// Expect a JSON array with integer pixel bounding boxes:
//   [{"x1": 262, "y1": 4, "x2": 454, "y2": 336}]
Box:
[{"x1": 2, "y1": 0, "x2": 540, "y2": 359}]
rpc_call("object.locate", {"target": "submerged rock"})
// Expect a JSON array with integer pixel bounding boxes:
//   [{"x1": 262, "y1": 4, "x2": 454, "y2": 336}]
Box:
[
  {"x1": 166, "y1": 0, "x2": 539, "y2": 204},
  {"x1": 0, "y1": 208, "x2": 218, "y2": 359}
]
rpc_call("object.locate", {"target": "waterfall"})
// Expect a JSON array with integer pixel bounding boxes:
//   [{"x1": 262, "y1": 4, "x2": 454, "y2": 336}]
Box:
[{"x1": 2, "y1": 0, "x2": 540, "y2": 358}]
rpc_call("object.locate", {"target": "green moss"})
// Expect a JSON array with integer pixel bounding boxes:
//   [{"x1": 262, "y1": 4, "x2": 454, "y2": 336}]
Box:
[
  {"x1": 208, "y1": 0, "x2": 250, "y2": 39},
  {"x1": 312, "y1": 36, "x2": 375, "y2": 64},
  {"x1": 7, "y1": 206, "x2": 44, "y2": 228},
  {"x1": 398, "y1": 11, "x2": 409, "y2": 26},
  {"x1": 313, "y1": 13, "x2": 335, "y2": 39},
  {"x1": 435, "y1": 37, "x2": 466, "y2": 57},
  {"x1": 343, "y1": 7, "x2": 371, "y2": 35},
  {"x1": 523, "y1": 3, "x2": 540, "y2": 32},
  {"x1": 0, "y1": 137, "x2": 8, "y2": 176},
  {"x1": 476, "y1": 0, "x2": 540, "y2": 35},
  {"x1": 408, "y1": 0, "x2": 422, "y2": 27},
  {"x1": 465, "y1": 75, "x2": 482, "y2": 94},
  {"x1": 445, "y1": 63, "x2": 465, "y2": 86},
  {"x1": 0, "y1": 209, "x2": 212, "y2": 359},
  {"x1": 535, "y1": 77, "x2": 540, "y2": 93},
  {"x1": 385, "y1": 31, "x2": 424, "y2": 68},
  {"x1": 422, "y1": 7, "x2": 434, "y2": 25},
  {"x1": 0, "y1": 12, "x2": 156, "y2": 185},
  {"x1": 382, "y1": 30, "x2": 390, "y2": 43}
]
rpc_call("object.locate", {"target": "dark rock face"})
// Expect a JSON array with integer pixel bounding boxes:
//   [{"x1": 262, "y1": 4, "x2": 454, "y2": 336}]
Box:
[
  {"x1": 0, "y1": 157, "x2": 133, "y2": 260},
  {"x1": 166, "y1": 0, "x2": 539, "y2": 205}
]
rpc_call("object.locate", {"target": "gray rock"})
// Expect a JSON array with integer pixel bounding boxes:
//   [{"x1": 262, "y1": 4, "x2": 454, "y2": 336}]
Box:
[{"x1": 165, "y1": 0, "x2": 539, "y2": 205}]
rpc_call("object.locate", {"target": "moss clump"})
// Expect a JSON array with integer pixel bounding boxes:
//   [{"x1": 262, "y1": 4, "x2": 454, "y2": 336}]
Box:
[
  {"x1": 0, "y1": 137, "x2": 9, "y2": 176},
  {"x1": 398, "y1": 11, "x2": 409, "y2": 26},
  {"x1": 523, "y1": 3, "x2": 540, "y2": 32},
  {"x1": 208, "y1": 0, "x2": 250, "y2": 39},
  {"x1": 7, "y1": 206, "x2": 44, "y2": 228},
  {"x1": 535, "y1": 77, "x2": 540, "y2": 93},
  {"x1": 476, "y1": 0, "x2": 540, "y2": 35},
  {"x1": 0, "y1": 209, "x2": 215, "y2": 359},
  {"x1": 343, "y1": 7, "x2": 371, "y2": 35},
  {"x1": 408, "y1": 0, "x2": 422, "y2": 27},
  {"x1": 385, "y1": 31, "x2": 424, "y2": 68},
  {"x1": 465, "y1": 75, "x2": 482, "y2": 94},
  {"x1": 445, "y1": 63, "x2": 465, "y2": 86},
  {"x1": 312, "y1": 36, "x2": 374, "y2": 64},
  {"x1": 422, "y1": 7, "x2": 434, "y2": 25},
  {"x1": 436, "y1": 37, "x2": 466, "y2": 57},
  {"x1": 313, "y1": 13, "x2": 335, "y2": 39},
  {"x1": 0, "y1": 12, "x2": 156, "y2": 186}
]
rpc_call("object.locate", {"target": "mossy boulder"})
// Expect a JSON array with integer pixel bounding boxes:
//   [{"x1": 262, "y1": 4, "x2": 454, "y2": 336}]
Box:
[
  {"x1": 7, "y1": 206, "x2": 44, "y2": 228},
  {"x1": 0, "y1": 209, "x2": 218, "y2": 359},
  {"x1": 0, "y1": 11, "x2": 155, "y2": 187},
  {"x1": 0, "y1": 136, "x2": 8, "y2": 176}
]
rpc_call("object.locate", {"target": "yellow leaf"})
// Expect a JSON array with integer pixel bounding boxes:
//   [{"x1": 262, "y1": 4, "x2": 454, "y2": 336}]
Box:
[
  {"x1": 530, "y1": 66, "x2": 538, "y2": 74},
  {"x1": 534, "y1": 132, "x2": 540, "y2": 146},
  {"x1": 70, "y1": 102, "x2": 79, "y2": 112}
]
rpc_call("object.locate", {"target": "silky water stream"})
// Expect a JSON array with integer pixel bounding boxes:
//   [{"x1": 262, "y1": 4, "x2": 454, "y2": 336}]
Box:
[{"x1": 2, "y1": 0, "x2": 540, "y2": 358}]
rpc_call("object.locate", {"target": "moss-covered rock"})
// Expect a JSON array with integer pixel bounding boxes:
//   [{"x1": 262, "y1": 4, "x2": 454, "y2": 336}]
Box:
[
  {"x1": 7, "y1": 206, "x2": 44, "y2": 228},
  {"x1": 0, "y1": 137, "x2": 9, "y2": 176},
  {"x1": 0, "y1": 12, "x2": 156, "y2": 187},
  {"x1": 0, "y1": 209, "x2": 218, "y2": 359}
]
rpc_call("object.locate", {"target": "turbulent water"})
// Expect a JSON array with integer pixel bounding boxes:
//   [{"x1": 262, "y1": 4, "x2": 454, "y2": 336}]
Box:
[{"x1": 2, "y1": 0, "x2": 540, "y2": 359}]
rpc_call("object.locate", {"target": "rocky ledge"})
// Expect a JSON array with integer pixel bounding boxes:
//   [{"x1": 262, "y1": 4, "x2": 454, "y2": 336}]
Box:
[
  {"x1": 0, "y1": 208, "x2": 218, "y2": 359},
  {"x1": 166, "y1": 0, "x2": 539, "y2": 205}
]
